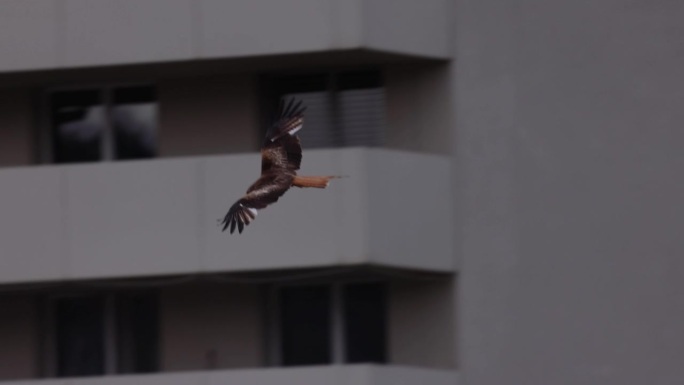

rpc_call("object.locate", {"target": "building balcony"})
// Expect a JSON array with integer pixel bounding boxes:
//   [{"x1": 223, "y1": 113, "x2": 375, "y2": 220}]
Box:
[
  {"x1": 0, "y1": 0, "x2": 449, "y2": 74},
  {"x1": 0, "y1": 147, "x2": 454, "y2": 284},
  {"x1": 1, "y1": 365, "x2": 458, "y2": 385}
]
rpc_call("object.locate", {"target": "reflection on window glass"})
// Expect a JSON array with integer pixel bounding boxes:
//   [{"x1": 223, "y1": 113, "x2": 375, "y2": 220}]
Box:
[
  {"x1": 48, "y1": 86, "x2": 157, "y2": 163},
  {"x1": 51, "y1": 90, "x2": 104, "y2": 164},
  {"x1": 112, "y1": 86, "x2": 158, "y2": 160}
]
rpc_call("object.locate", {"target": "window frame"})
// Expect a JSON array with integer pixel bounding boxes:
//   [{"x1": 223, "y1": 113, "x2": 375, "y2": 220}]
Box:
[
  {"x1": 41, "y1": 292, "x2": 114, "y2": 378},
  {"x1": 266, "y1": 278, "x2": 387, "y2": 367},
  {"x1": 39, "y1": 82, "x2": 156, "y2": 164},
  {"x1": 41, "y1": 290, "x2": 159, "y2": 378}
]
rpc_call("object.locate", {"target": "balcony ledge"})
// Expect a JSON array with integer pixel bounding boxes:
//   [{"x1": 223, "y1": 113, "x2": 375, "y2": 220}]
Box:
[
  {"x1": 0, "y1": 365, "x2": 458, "y2": 385},
  {"x1": 0, "y1": 0, "x2": 449, "y2": 73},
  {"x1": 0, "y1": 147, "x2": 454, "y2": 284}
]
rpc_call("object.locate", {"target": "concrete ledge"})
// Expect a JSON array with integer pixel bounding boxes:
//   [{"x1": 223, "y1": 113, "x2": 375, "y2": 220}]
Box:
[
  {"x1": 1, "y1": 365, "x2": 458, "y2": 385},
  {"x1": 0, "y1": 0, "x2": 449, "y2": 73},
  {"x1": 0, "y1": 148, "x2": 454, "y2": 284}
]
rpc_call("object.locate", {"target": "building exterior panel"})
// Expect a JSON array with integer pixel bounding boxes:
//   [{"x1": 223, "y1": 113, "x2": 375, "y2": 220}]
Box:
[
  {"x1": 0, "y1": 0, "x2": 449, "y2": 74},
  {"x1": 0, "y1": 167, "x2": 65, "y2": 283},
  {"x1": 0, "y1": 148, "x2": 453, "y2": 284}
]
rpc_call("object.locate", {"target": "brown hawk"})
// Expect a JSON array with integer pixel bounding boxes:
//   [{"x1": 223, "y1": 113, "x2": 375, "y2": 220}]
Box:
[{"x1": 221, "y1": 98, "x2": 341, "y2": 234}]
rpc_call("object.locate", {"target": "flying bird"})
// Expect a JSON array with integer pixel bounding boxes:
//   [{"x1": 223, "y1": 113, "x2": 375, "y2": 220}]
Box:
[{"x1": 220, "y1": 98, "x2": 342, "y2": 234}]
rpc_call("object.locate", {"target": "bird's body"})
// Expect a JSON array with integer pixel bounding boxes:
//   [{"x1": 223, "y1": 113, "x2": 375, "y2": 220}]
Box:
[{"x1": 221, "y1": 98, "x2": 341, "y2": 234}]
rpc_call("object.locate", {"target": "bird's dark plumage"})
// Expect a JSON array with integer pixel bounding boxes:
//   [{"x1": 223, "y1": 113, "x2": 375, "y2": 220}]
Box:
[{"x1": 222, "y1": 97, "x2": 338, "y2": 234}]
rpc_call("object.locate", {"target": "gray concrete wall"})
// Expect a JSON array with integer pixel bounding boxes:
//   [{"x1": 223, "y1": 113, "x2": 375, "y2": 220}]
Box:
[
  {"x1": 389, "y1": 279, "x2": 455, "y2": 369},
  {"x1": 367, "y1": 149, "x2": 454, "y2": 271},
  {"x1": 0, "y1": 295, "x2": 38, "y2": 380},
  {"x1": 385, "y1": 64, "x2": 453, "y2": 155},
  {"x1": 160, "y1": 283, "x2": 263, "y2": 371},
  {"x1": 0, "y1": 0, "x2": 448, "y2": 73},
  {"x1": 455, "y1": 0, "x2": 684, "y2": 384},
  {"x1": 159, "y1": 75, "x2": 260, "y2": 157},
  {"x1": 363, "y1": 0, "x2": 449, "y2": 59},
  {"x1": 0, "y1": 88, "x2": 34, "y2": 167}
]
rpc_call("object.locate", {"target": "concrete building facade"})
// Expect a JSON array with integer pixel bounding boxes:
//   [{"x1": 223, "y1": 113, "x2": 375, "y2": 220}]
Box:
[{"x1": 0, "y1": 1, "x2": 682, "y2": 384}]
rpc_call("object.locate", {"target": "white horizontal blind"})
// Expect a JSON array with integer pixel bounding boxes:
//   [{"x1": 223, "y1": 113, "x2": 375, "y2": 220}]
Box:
[
  {"x1": 284, "y1": 91, "x2": 336, "y2": 149},
  {"x1": 279, "y1": 71, "x2": 385, "y2": 149},
  {"x1": 338, "y1": 88, "x2": 386, "y2": 147}
]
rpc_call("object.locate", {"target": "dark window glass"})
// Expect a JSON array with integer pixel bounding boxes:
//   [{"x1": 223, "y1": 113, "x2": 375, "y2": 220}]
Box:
[
  {"x1": 279, "y1": 285, "x2": 331, "y2": 366},
  {"x1": 55, "y1": 297, "x2": 105, "y2": 377},
  {"x1": 116, "y1": 292, "x2": 159, "y2": 374},
  {"x1": 343, "y1": 283, "x2": 387, "y2": 363},
  {"x1": 112, "y1": 86, "x2": 157, "y2": 160},
  {"x1": 48, "y1": 86, "x2": 157, "y2": 163},
  {"x1": 51, "y1": 90, "x2": 104, "y2": 164}
]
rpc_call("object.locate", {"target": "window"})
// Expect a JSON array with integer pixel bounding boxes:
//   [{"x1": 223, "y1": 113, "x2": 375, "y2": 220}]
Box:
[
  {"x1": 273, "y1": 282, "x2": 387, "y2": 366},
  {"x1": 115, "y1": 292, "x2": 159, "y2": 374},
  {"x1": 262, "y1": 70, "x2": 386, "y2": 149},
  {"x1": 47, "y1": 291, "x2": 159, "y2": 378},
  {"x1": 54, "y1": 296, "x2": 106, "y2": 377},
  {"x1": 279, "y1": 285, "x2": 332, "y2": 366},
  {"x1": 343, "y1": 283, "x2": 387, "y2": 363},
  {"x1": 47, "y1": 85, "x2": 157, "y2": 164}
]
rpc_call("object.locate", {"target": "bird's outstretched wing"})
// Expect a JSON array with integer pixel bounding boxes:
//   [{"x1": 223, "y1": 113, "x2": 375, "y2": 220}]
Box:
[
  {"x1": 261, "y1": 98, "x2": 305, "y2": 173},
  {"x1": 267, "y1": 98, "x2": 306, "y2": 143},
  {"x1": 221, "y1": 172, "x2": 294, "y2": 234}
]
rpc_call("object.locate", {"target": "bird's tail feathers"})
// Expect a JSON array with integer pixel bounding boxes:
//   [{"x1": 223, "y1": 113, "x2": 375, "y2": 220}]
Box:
[{"x1": 292, "y1": 175, "x2": 346, "y2": 189}]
